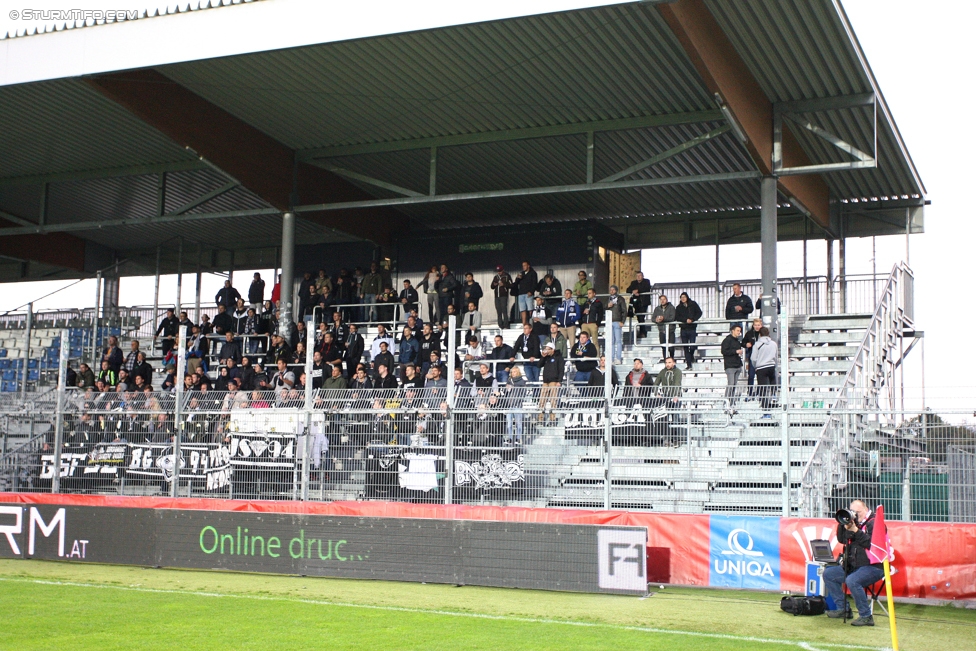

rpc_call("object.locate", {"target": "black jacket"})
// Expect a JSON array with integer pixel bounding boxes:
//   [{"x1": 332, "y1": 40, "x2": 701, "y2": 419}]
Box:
[
  {"x1": 215, "y1": 286, "x2": 242, "y2": 308},
  {"x1": 581, "y1": 298, "x2": 604, "y2": 325},
  {"x1": 155, "y1": 315, "x2": 179, "y2": 338},
  {"x1": 571, "y1": 340, "x2": 598, "y2": 372},
  {"x1": 540, "y1": 351, "x2": 564, "y2": 383},
  {"x1": 399, "y1": 287, "x2": 419, "y2": 313},
  {"x1": 743, "y1": 326, "x2": 763, "y2": 360},
  {"x1": 838, "y1": 515, "x2": 880, "y2": 570},
  {"x1": 626, "y1": 278, "x2": 652, "y2": 311},
  {"x1": 721, "y1": 335, "x2": 743, "y2": 369},
  {"x1": 675, "y1": 299, "x2": 703, "y2": 331},
  {"x1": 518, "y1": 268, "x2": 538, "y2": 297},
  {"x1": 462, "y1": 281, "x2": 483, "y2": 307},
  {"x1": 513, "y1": 333, "x2": 541, "y2": 360},
  {"x1": 375, "y1": 373, "x2": 398, "y2": 389},
  {"x1": 248, "y1": 279, "x2": 265, "y2": 304},
  {"x1": 418, "y1": 332, "x2": 441, "y2": 360},
  {"x1": 344, "y1": 333, "x2": 365, "y2": 366},
  {"x1": 725, "y1": 293, "x2": 754, "y2": 320}
]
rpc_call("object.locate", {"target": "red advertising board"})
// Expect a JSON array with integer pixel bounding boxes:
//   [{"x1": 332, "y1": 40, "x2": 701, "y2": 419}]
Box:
[{"x1": 2, "y1": 494, "x2": 972, "y2": 599}]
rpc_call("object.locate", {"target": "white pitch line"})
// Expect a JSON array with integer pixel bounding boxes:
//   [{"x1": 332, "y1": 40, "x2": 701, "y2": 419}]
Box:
[{"x1": 0, "y1": 576, "x2": 890, "y2": 651}]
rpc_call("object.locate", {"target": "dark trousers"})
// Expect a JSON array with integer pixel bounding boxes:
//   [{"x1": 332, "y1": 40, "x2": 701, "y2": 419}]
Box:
[
  {"x1": 658, "y1": 325, "x2": 675, "y2": 360},
  {"x1": 824, "y1": 564, "x2": 884, "y2": 617},
  {"x1": 495, "y1": 295, "x2": 509, "y2": 329},
  {"x1": 680, "y1": 328, "x2": 697, "y2": 367},
  {"x1": 635, "y1": 313, "x2": 647, "y2": 339},
  {"x1": 756, "y1": 366, "x2": 777, "y2": 409}
]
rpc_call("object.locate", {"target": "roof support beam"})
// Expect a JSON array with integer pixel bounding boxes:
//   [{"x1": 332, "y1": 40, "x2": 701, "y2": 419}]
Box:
[
  {"x1": 658, "y1": 0, "x2": 831, "y2": 230},
  {"x1": 298, "y1": 110, "x2": 724, "y2": 160},
  {"x1": 0, "y1": 209, "x2": 86, "y2": 270},
  {"x1": 598, "y1": 124, "x2": 731, "y2": 183},
  {"x1": 85, "y1": 70, "x2": 408, "y2": 249},
  {"x1": 168, "y1": 180, "x2": 240, "y2": 215},
  {"x1": 0, "y1": 159, "x2": 206, "y2": 189}
]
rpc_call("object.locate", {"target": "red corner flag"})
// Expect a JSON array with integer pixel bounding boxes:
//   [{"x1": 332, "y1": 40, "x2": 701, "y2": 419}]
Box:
[{"x1": 866, "y1": 504, "x2": 893, "y2": 564}]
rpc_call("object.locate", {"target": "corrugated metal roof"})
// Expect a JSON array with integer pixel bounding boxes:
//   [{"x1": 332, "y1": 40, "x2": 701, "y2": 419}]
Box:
[{"x1": 0, "y1": 79, "x2": 196, "y2": 180}]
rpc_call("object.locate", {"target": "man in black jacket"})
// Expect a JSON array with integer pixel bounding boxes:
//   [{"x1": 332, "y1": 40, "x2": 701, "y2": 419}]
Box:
[
  {"x1": 823, "y1": 500, "x2": 884, "y2": 626},
  {"x1": 722, "y1": 325, "x2": 743, "y2": 405},
  {"x1": 627, "y1": 271, "x2": 652, "y2": 340},
  {"x1": 538, "y1": 342, "x2": 563, "y2": 420},
  {"x1": 461, "y1": 273, "x2": 483, "y2": 311},
  {"x1": 488, "y1": 334, "x2": 514, "y2": 383},
  {"x1": 211, "y1": 304, "x2": 234, "y2": 335},
  {"x1": 725, "y1": 283, "x2": 753, "y2": 337},
  {"x1": 579, "y1": 288, "x2": 604, "y2": 354},
  {"x1": 436, "y1": 264, "x2": 460, "y2": 321},
  {"x1": 490, "y1": 265, "x2": 512, "y2": 329},
  {"x1": 344, "y1": 324, "x2": 365, "y2": 374},
  {"x1": 215, "y1": 280, "x2": 241, "y2": 309},
  {"x1": 516, "y1": 261, "x2": 538, "y2": 326},
  {"x1": 154, "y1": 308, "x2": 179, "y2": 357},
  {"x1": 742, "y1": 318, "x2": 764, "y2": 395},
  {"x1": 675, "y1": 292, "x2": 703, "y2": 370},
  {"x1": 248, "y1": 273, "x2": 265, "y2": 312},
  {"x1": 570, "y1": 331, "x2": 598, "y2": 383},
  {"x1": 399, "y1": 279, "x2": 419, "y2": 319}
]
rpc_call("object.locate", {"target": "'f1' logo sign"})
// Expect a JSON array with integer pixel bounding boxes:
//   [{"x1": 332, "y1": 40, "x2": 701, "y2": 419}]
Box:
[{"x1": 597, "y1": 528, "x2": 647, "y2": 593}]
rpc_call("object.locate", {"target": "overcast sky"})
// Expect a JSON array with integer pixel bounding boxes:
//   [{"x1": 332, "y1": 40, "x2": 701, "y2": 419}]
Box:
[{"x1": 0, "y1": 1, "x2": 970, "y2": 406}]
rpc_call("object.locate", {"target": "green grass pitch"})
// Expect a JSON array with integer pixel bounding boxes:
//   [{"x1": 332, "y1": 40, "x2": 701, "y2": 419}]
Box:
[{"x1": 1, "y1": 559, "x2": 973, "y2": 650}]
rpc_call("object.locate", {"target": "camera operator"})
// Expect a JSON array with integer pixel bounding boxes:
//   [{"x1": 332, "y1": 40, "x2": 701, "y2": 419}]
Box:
[{"x1": 823, "y1": 499, "x2": 884, "y2": 626}]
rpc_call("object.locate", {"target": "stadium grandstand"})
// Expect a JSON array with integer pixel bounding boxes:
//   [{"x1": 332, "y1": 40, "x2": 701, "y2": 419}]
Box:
[
  {"x1": 0, "y1": 0, "x2": 976, "y2": 628},
  {"x1": 1, "y1": 3, "x2": 974, "y2": 637}
]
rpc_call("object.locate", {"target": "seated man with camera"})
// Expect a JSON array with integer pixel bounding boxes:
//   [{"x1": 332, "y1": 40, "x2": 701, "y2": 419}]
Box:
[{"x1": 823, "y1": 499, "x2": 884, "y2": 626}]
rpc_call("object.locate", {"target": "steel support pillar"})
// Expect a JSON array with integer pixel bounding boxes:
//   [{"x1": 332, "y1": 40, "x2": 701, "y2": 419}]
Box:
[
  {"x1": 50, "y1": 330, "x2": 69, "y2": 494},
  {"x1": 826, "y1": 239, "x2": 835, "y2": 313},
  {"x1": 839, "y1": 236, "x2": 847, "y2": 313},
  {"x1": 175, "y1": 237, "x2": 184, "y2": 317},
  {"x1": 152, "y1": 245, "x2": 161, "y2": 332},
  {"x1": 171, "y1": 325, "x2": 188, "y2": 498},
  {"x1": 760, "y1": 176, "x2": 778, "y2": 339},
  {"x1": 20, "y1": 303, "x2": 33, "y2": 402},
  {"x1": 279, "y1": 211, "x2": 296, "y2": 341},
  {"x1": 91, "y1": 273, "x2": 101, "y2": 364},
  {"x1": 194, "y1": 242, "x2": 202, "y2": 325},
  {"x1": 780, "y1": 313, "x2": 790, "y2": 517},
  {"x1": 603, "y1": 321, "x2": 613, "y2": 510},
  {"x1": 714, "y1": 221, "x2": 721, "y2": 317},
  {"x1": 445, "y1": 314, "x2": 457, "y2": 505},
  {"x1": 301, "y1": 335, "x2": 314, "y2": 501}
]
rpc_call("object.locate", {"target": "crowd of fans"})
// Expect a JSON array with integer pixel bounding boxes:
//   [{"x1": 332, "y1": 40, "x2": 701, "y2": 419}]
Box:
[{"x1": 62, "y1": 263, "x2": 778, "y2": 417}]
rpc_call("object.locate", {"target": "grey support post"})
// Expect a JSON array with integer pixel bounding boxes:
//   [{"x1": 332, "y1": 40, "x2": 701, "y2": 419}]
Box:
[
  {"x1": 91, "y1": 272, "x2": 101, "y2": 364},
  {"x1": 445, "y1": 314, "x2": 457, "y2": 505},
  {"x1": 780, "y1": 313, "x2": 790, "y2": 516},
  {"x1": 175, "y1": 237, "x2": 183, "y2": 317},
  {"x1": 301, "y1": 331, "x2": 314, "y2": 501},
  {"x1": 279, "y1": 211, "x2": 296, "y2": 342},
  {"x1": 152, "y1": 245, "x2": 161, "y2": 336},
  {"x1": 20, "y1": 302, "x2": 32, "y2": 402},
  {"x1": 760, "y1": 176, "x2": 778, "y2": 341},
  {"x1": 603, "y1": 320, "x2": 613, "y2": 510},
  {"x1": 50, "y1": 330, "x2": 69, "y2": 494},
  {"x1": 171, "y1": 325, "x2": 188, "y2": 498}
]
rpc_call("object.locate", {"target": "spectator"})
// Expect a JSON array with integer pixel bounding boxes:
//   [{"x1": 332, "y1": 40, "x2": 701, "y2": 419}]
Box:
[
  {"x1": 199, "y1": 314, "x2": 213, "y2": 335},
  {"x1": 537, "y1": 274, "x2": 562, "y2": 316},
  {"x1": 401, "y1": 364, "x2": 425, "y2": 390},
  {"x1": 298, "y1": 271, "x2": 316, "y2": 306},
  {"x1": 462, "y1": 273, "x2": 483, "y2": 311},
  {"x1": 571, "y1": 331, "x2": 599, "y2": 383},
  {"x1": 573, "y1": 270, "x2": 592, "y2": 306},
  {"x1": 722, "y1": 325, "x2": 744, "y2": 406},
  {"x1": 516, "y1": 261, "x2": 538, "y2": 326},
  {"x1": 376, "y1": 284, "x2": 398, "y2": 326},
  {"x1": 555, "y1": 288, "x2": 581, "y2": 349},
  {"x1": 132, "y1": 352, "x2": 153, "y2": 388},
  {"x1": 178, "y1": 310, "x2": 193, "y2": 331},
  {"x1": 231, "y1": 299, "x2": 248, "y2": 335},
  {"x1": 374, "y1": 362, "x2": 398, "y2": 389},
  {"x1": 425, "y1": 364, "x2": 447, "y2": 389},
  {"x1": 675, "y1": 292, "x2": 703, "y2": 371},
  {"x1": 97, "y1": 360, "x2": 117, "y2": 387},
  {"x1": 370, "y1": 324, "x2": 394, "y2": 359},
  {"x1": 319, "y1": 331, "x2": 343, "y2": 375},
  {"x1": 349, "y1": 364, "x2": 373, "y2": 390},
  {"x1": 398, "y1": 327, "x2": 420, "y2": 371},
  {"x1": 266, "y1": 334, "x2": 293, "y2": 366},
  {"x1": 315, "y1": 270, "x2": 333, "y2": 297},
  {"x1": 309, "y1": 350, "x2": 327, "y2": 389},
  {"x1": 215, "y1": 279, "x2": 242, "y2": 309},
  {"x1": 460, "y1": 335, "x2": 487, "y2": 379},
  {"x1": 186, "y1": 324, "x2": 209, "y2": 375},
  {"x1": 372, "y1": 341, "x2": 394, "y2": 378},
  {"x1": 435, "y1": 264, "x2": 460, "y2": 320},
  {"x1": 299, "y1": 283, "x2": 321, "y2": 323},
  {"x1": 742, "y1": 318, "x2": 764, "y2": 395},
  {"x1": 243, "y1": 307, "x2": 261, "y2": 354},
  {"x1": 361, "y1": 262, "x2": 384, "y2": 322},
  {"x1": 423, "y1": 350, "x2": 443, "y2": 378},
  {"x1": 218, "y1": 332, "x2": 241, "y2": 365},
  {"x1": 224, "y1": 356, "x2": 240, "y2": 381},
  {"x1": 544, "y1": 322, "x2": 567, "y2": 359},
  {"x1": 488, "y1": 334, "x2": 514, "y2": 383},
  {"x1": 472, "y1": 362, "x2": 497, "y2": 398},
  {"x1": 101, "y1": 335, "x2": 124, "y2": 374},
  {"x1": 270, "y1": 359, "x2": 295, "y2": 396},
  {"x1": 605, "y1": 285, "x2": 627, "y2": 365},
  {"x1": 752, "y1": 327, "x2": 778, "y2": 410},
  {"x1": 725, "y1": 283, "x2": 753, "y2": 336},
  {"x1": 579, "y1": 288, "x2": 603, "y2": 354},
  {"x1": 462, "y1": 301, "x2": 482, "y2": 342},
  {"x1": 527, "y1": 296, "x2": 548, "y2": 342},
  {"x1": 211, "y1": 304, "x2": 234, "y2": 335},
  {"x1": 333, "y1": 271, "x2": 354, "y2": 321},
  {"x1": 123, "y1": 340, "x2": 141, "y2": 374},
  {"x1": 76, "y1": 362, "x2": 96, "y2": 388},
  {"x1": 317, "y1": 285, "x2": 337, "y2": 325},
  {"x1": 399, "y1": 279, "x2": 419, "y2": 319},
  {"x1": 538, "y1": 342, "x2": 563, "y2": 421},
  {"x1": 512, "y1": 323, "x2": 541, "y2": 383},
  {"x1": 323, "y1": 364, "x2": 348, "y2": 390},
  {"x1": 344, "y1": 324, "x2": 365, "y2": 372},
  {"x1": 154, "y1": 308, "x2": 179, "y2": 357},
  {"x1": 419, "y1": 266, "x2": 441, "y2": 324},
  {"x1": 160, "y1": 364, "x2": 177, "y2": 391},
  {"x1": 502, "y1": 366, "x2": 527, "y2": 442},
  {"x1": 328, "y1": 311, "x2": 348, "y2": 349},
  {"x1": 627, "y1": 271, "x2": 652, "y2": 340},
  {"x1": 490, "y1": 265, "x2": 512, "y2": 330},
  {"x1": 291, "y1": 320, "x2": 308, "y2": 352},
  {"x1": 587, "y1": 355, "x2": 619, "y2": 388},
  {"x1": 651, "y1": 294, "x2": 677, "y2": 362},
  {"x1": 270, "y1": 275, "x2": 281, "y2": 306},
  {"x1": 654, "y1": 357, "x2": 683, "y2": 400},
  {"x1": 248, "y1": 273, "x2": 265, "y2": 312}
]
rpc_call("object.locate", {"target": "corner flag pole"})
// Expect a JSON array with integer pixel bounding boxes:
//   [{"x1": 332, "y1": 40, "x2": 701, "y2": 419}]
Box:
[
  {"x1": 871, "y1": 505, "x2": 898, "y2": 651},
  {"x1": 883, "y1": 556, "x2": 898, "y2": 651}
]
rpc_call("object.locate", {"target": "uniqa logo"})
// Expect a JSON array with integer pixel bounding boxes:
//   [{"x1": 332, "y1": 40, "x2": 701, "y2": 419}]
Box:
[{"x1": 714, "y1": 528, "x2": 774, "y2": 577}]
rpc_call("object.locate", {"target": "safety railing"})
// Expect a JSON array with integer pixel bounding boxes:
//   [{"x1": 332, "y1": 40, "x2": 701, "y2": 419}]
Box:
[{"x1": 799, "y1": 263, "x2": 914, "y2": 518}]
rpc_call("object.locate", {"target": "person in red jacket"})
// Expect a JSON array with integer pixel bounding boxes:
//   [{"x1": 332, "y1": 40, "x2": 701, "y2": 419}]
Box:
[{"x1": 270, "y1": 274, "x2": 282, "y2": 306}]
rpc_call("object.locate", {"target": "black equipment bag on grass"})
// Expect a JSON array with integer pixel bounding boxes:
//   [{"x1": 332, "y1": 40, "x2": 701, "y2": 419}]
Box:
[{"x1": 780, "y1": 595, "x2": 827, "y2": 616}]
